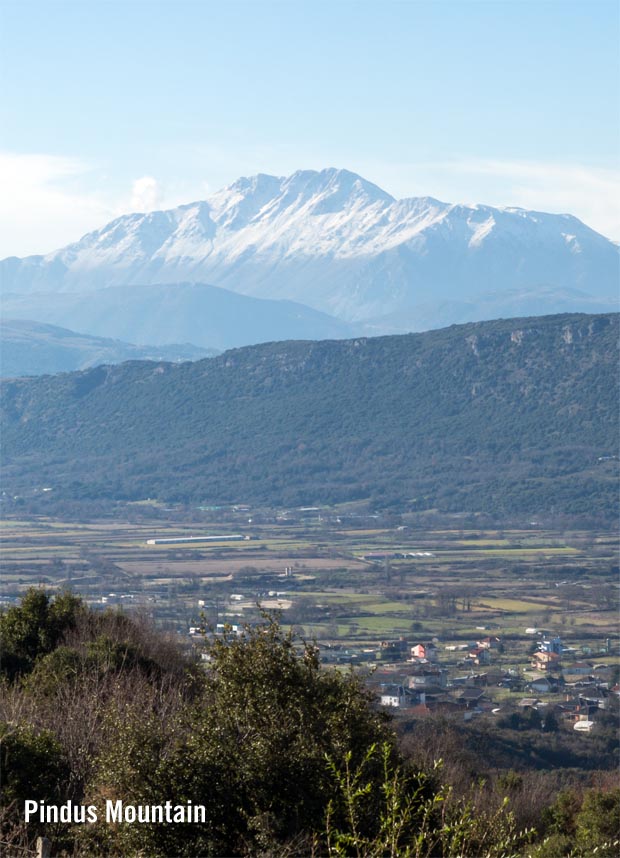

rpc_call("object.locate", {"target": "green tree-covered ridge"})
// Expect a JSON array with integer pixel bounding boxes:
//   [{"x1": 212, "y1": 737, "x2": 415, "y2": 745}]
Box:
[{"x1": 2, "y1": 312, "x2": 618, "y2": 517}]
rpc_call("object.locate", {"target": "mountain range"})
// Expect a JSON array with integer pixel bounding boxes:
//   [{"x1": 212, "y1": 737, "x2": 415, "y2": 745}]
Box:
[
  {"x1": 0, "y1": 319, "x2": 219, "y2": 377},
  {"x1": 2, "y1": 313, "x2": 617, "y2": 521},
  {"x1": 0, "y1": 282, "x2": 354, "y2": 354},
  {"x1": 1, "y1": 169, "x2": 618, "y2": 356}
]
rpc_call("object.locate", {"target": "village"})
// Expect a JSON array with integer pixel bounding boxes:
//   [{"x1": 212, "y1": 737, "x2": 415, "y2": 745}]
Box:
[
  {"x1": 190, "y1": 595, "x2": 618, "y2": 735},
  {"x1": 1, "y1": 504, "x2": 618, "y2": 741},
  {"x1": 358, "y1": 631, "x2": 617, "y2": 733}
]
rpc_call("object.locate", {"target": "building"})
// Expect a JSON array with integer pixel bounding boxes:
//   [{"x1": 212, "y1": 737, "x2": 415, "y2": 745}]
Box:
[
  {"x1": 380, "y1": 684, "x2": 408, "y2": 708},
  {"x1": 538, "y1": 636, "x2": 563, "y2": 655},
  {"x1": 528, "y1": 677, "x2": 554, "y2": 694},
  {"x1": 477, "y1": 635, "x2": 502, "y2": 650},
  {"x1": 468, "y1": 647, "x2": 491, "y2": 666},
  {"x1": 410, "y1": 643, "x2": 439, "y2": 662},
  {"x1": 380, "y1": 639, "x2": 410, "y2": 660},
  {"x1": 407, "y1": 665, "x2": 448, "y2": 689},
  {"x1": 531, "y1": 651, "x2": 561, "y2": 671},
  {"x1": 146, "y1": 534, "x2": 248, "y2": 545}
]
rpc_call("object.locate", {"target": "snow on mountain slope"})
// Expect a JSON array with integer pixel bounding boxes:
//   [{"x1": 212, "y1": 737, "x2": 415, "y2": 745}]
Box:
[{"x1": 1, "y1": 168, "x2": 618, "y2": 324}]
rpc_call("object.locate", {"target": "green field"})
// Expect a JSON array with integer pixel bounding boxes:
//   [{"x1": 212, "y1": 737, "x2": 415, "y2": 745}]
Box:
[{"x1": 0, "y1": 510, "x2": 617, "y2": 661}]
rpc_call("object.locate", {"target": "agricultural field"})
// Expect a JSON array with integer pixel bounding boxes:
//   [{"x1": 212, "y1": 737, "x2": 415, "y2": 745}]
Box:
[{"x1": 1, "y1": 507, "x2": 617, "y2": 658}]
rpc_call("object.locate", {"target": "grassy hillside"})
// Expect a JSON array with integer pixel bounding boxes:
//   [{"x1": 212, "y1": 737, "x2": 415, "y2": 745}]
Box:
[{"x1": 1, "y1": 313, "x2": 618, "y2": 519}]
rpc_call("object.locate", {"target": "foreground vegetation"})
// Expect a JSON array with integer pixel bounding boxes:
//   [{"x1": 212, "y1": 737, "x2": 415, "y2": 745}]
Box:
[{"x1": 1, "y1": 591, "x2": 619, "y2": 857}]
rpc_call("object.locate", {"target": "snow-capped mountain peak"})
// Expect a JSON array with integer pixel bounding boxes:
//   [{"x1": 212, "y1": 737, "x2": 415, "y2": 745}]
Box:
[{"x1": 1, "y1": 169, "x2": 618, "y2": 325}]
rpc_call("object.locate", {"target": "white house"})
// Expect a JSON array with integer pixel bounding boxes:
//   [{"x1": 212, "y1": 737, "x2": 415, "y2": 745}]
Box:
[{"x1": 380, "y1": 684, "x2": 408, "y2": 708}]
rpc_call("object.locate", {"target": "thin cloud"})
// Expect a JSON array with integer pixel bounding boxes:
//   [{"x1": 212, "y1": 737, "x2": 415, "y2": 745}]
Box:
[
  {"x1": 363, "y1": 158, "x2": 620, "y2": 240},
  {"x1": 130, "y1": 176, "x2": 162, "y2": 212},
  {"x1": 0, "y1": 153, "x2": 189, "y2": 257},
  {"x1": 0, "y1": 152, "x2": 116, "y2": 257}
]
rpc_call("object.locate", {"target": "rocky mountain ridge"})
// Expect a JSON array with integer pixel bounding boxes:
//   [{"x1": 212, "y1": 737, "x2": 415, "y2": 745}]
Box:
[{"x1": 2, "y1": 169, "x2": 617, "y2": 332}]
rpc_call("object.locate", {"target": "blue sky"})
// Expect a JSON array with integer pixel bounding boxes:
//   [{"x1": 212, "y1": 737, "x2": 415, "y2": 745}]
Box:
[{"x1": 1, "y1": 0, "x2": 618, "y2": 255}]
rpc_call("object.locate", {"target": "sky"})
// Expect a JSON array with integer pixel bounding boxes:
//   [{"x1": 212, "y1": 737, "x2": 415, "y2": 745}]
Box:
[{"x1": 1, "y1": 0, "x2": 619, "y2": 256}]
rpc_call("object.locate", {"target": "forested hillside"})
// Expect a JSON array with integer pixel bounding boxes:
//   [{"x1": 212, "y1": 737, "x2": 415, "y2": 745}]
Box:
[{"x1": 1, "y1": 313, "x2": 618, "y2": 520}]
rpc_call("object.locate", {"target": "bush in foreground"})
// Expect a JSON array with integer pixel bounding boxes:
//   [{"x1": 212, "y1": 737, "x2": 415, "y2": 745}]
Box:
[{"x1": 1, "y1": 591, "x2": 619, "y2": 856}]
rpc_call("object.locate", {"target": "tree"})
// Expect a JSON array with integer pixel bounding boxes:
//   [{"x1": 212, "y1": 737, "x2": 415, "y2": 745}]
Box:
[
  {"x1": 574, "y1": 788, "x2": 620, "y2": 857},
  {"x1": 324, "y1": 745, "x2": 528, "y2": 858},
  {"x1": 0, "y1": 723, "x2": 70, "y2": 844},
  {"x1": 0, "y1": 593, "x2": 558, "y2": 857},
  {"x1": 81, "y1": 619, "x2": 394, "y2": 856},
  {"x1": 542, "y1": 710, "x2": 559, "y2": 733},
  {"x1": 0, "y1": 589, "x2": 83, "y2": 680}
]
